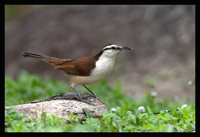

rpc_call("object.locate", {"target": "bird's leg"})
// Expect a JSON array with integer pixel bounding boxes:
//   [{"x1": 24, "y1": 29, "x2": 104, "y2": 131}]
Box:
[
  {"x1": 82, "y1": 85, "x2": 97, "y2": 97},
  {"x1": 82, "y1": 85, "x2": 104, "y2": 104},
  {"x1": 71, "y1": 87, "x2": 83, "y2": 102}
]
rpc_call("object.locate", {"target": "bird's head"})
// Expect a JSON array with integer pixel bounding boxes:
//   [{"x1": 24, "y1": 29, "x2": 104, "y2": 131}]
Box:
[{"x1": 101, "y1": 44, "x2": 133, "y2": 58}]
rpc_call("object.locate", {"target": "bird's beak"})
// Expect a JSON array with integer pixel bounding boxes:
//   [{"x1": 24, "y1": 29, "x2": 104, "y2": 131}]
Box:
[{"x1": 122, "y1": 46, "x2": 134, "y2": 51}]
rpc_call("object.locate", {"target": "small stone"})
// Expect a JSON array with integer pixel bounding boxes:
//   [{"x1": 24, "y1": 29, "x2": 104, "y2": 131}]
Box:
[
  {"x1": 151, "y1": 91, "x2": 157, "y2": 97},
  {"x1": 111, "y1": 108, "x2": 116, "y2": 112},
  {"x1": 188, "y1": 80, "x2": 193, "y2": 86},
  {"x1": 165, "y1": 109, "x2": 169, "y2": 113},
  {"x1": 126, "y1": 111, "x2": 132, "y2": 115},
  {"x1": 138, "y1": 106, "x2": 145, "y2": 112},
  {"x1": 181, "y1": 104, "x2": 188, "y2": 109}
]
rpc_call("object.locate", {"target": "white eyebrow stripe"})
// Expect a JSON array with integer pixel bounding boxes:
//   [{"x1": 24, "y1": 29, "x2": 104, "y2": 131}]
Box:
[{"x1": 103, "y1": 45, "x2": 122, "y2": 50}]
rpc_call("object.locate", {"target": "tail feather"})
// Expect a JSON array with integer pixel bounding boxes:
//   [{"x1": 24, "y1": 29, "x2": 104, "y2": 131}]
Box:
[
  {"x1": 22, "y1": 52, "x2": 44, "y2": 59},
  {"x1": 22, "y1": 51, "x2": 70, "y2": 68}
]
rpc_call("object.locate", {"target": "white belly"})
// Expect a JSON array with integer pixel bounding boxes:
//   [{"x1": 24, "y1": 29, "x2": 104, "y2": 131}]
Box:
[{"x1": 69, "y1": 75, "x2": 103, "y2": 86}]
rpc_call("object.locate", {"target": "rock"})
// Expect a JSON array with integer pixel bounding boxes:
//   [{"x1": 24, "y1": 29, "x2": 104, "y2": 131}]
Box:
[{"x1": 5, "y1": 93, "x2": 107, "y2": 121}]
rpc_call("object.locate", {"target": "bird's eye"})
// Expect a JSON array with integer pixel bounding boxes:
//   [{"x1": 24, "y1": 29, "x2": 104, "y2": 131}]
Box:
[{"x1": 112, "y1": 47, "x2": 121, "y2": 50}]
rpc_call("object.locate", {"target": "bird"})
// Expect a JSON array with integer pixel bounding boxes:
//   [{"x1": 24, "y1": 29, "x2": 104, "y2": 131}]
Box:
[{"x1": 23, "y1": 44, "x2": 133, "y2": 102}]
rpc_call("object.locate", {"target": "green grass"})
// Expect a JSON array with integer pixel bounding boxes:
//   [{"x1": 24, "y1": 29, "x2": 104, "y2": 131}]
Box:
[{"x1": 5, "y1": 72, "x2": 195, "y2": 132}]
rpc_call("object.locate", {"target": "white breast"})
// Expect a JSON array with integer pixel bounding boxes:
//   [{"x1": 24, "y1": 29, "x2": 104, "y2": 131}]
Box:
[{"x1": 91, "y1": 56, "x2": 116, "y2": 78}]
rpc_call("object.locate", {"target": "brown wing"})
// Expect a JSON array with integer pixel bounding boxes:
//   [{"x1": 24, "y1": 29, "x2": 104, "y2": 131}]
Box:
[
  {"x1": 55, "y1": 56, "x2": 96, "y2": 76},
  {"x1": 73, "y1": 57, "x2": 96, "y2": 76},
  {"x1": 54, "y1": 59, "x2": 79, "y2": 75}
]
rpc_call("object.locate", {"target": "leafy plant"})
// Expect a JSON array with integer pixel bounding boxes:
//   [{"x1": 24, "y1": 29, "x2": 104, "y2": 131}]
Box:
[{"x1": 5, "y1": 72, "x2": 195, "y2": 132}]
